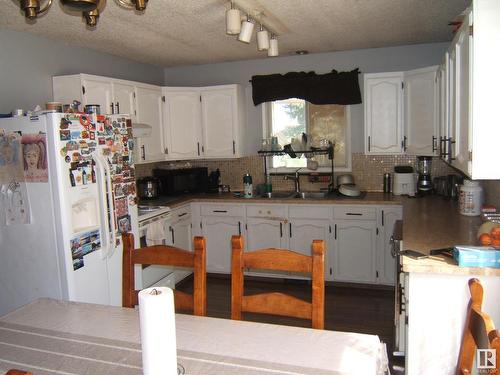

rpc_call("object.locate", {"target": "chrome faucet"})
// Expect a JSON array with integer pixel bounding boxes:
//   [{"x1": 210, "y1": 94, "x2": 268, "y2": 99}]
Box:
[{"x1": 284, "y1": 168, "x2": 301, "y2": 193}]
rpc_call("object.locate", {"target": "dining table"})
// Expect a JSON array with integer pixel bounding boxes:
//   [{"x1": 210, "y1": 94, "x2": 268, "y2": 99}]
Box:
[{"x1": 0, "y1": 298, "x2": 388, "y2": 375}]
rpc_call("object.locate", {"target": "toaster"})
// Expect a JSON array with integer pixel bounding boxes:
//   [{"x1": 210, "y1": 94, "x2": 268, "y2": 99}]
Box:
[{"x1": 393, "y1": 172, "x2": 416, "y2": 196}]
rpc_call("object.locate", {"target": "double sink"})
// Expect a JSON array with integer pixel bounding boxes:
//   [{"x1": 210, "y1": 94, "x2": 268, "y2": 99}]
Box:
[{"x1": 258, "y1": 191, "x2": 330, "y2": 200}]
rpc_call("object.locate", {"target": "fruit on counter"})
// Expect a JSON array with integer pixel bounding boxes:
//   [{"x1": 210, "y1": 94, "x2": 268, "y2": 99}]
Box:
[
  {"x1": 479, "y1": 233, "x2": 492, "y2": 245},
  {"x1": 476, "y1": 221, "x2": 500, "y2": 239},
  {"x1": 490, "y1": 226, "x2": 500, "y2": 240},
  {"x1": 492, "y1": 238, "x2": 500, "y2": 246}
]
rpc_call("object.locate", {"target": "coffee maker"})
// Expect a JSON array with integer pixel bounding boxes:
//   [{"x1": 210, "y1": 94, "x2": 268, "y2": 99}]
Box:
[{"x1": 417, "y1": 156, "x2": 433, "y2": 194}]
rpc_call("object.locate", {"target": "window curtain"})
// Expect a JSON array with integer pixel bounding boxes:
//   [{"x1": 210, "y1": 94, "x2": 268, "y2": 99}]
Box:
[{"x1": 251, "y1": 68, "x2": 361, "y2": 106}]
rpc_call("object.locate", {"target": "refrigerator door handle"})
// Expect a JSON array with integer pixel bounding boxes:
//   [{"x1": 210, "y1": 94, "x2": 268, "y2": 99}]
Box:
[
  {"x1": 93, "y1": 155, "x2": 110, "y2": 260},
  {"x1": 100, "y1": 155, "x2": 117, "y2": 257}
]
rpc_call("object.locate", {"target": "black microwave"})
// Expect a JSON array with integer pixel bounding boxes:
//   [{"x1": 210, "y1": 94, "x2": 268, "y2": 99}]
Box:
[{"x1": 153, "y1": 167, "x2": 208, "y2": 195}]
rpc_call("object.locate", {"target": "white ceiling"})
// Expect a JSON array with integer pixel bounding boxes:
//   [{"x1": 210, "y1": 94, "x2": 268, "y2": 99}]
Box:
[{"x1": 0, "y1": 0, "x2": 470, "y2": 67}]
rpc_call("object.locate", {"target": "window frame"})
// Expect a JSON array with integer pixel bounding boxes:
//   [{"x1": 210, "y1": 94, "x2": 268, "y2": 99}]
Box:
[{"x1": 262, "y1": 101, "x2": 352, "y2": 174}]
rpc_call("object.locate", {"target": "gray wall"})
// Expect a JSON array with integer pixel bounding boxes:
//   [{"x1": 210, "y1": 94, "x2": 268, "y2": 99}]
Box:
[
  {"x1": 0, "y1": 29, "x2": 164, "y2": 114},
  {"x1": 164, "y1": 43, "x2": 449, "y2": 153}
]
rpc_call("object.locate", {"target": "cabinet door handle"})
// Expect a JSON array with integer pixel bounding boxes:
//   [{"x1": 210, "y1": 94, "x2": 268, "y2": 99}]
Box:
[
  {"x1": 164, "y1": 147, "x2": 169, "y2": 155},
  {"x1": 197, "y1": 142, "x2": 200, "y2": 156},
  {"x1": 140, "y1": 145, "x2": 145, "y2": 160},
  {"x1": 178, "y1": 212, "x2": 188, "y2": 218},
  {"x1": 346, "y1": 213, "x2": 362, "y2": 216},
  {"x1": 381, "y1": 210, "x2": 385, "y2": 226},
  {"x1": 170, "y1": 226, "x2": 175, "y2": 244},
  {"x1": 238, "y1": 221, "x2": 241, "y2": 236},
  {"x1": 368, "y1": 136, "x2": 371, "y2": 152},
  {"x1": 280, "y1": 222, "x2": 283, "y2": 238},
  {"x1": 403, "y1": 136, "x2": 407, "y2": 152},
  {"x1": 116, "y1": 102, "x2": 120, "y2": 114},
  {"x1": 213, "y1": 210, "x2": 227, "y2": 213},
  {"x1": 233, "y1": 140, "x2": 236, "y2": 154},
  {"x1": 432, "y1": 136, "x2": 437, "y2": 152},
  {"x1": 289, "y1": 222, "x2": 292, "y2": 238},
  {"x1": 334, "y1": 224, "x2": 337, "y2": 239},
  {"x1": 110, "y1": 103, "x2": 115, "y2": 114}
]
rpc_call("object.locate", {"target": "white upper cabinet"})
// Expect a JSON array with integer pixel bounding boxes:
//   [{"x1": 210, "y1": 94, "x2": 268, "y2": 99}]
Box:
[
  {"x1": 135, "y1": 86, "x2": 164, "y2": 162},
  {"x1": 53, "y1": 74, "x2": 165, "y2": 164},
  {"x1": 472, "y1": 0, "x2": 500, "y2": 179},
  {"x1": 162, "y1": 88, "x2": 202, "y2": 159},
  {"x1": 404, "y1": 66, "x2": 439, "y2": 156},
  {"x1": 162, "y1": 84, "x2": 248, "y2": 160},
  {"x1": 80, "y1": 78, "x2": 112, "y2": 112},
  {"x1": 200, "y1": 86, "x2": 240, "y2": 158},
  {"x1": 112, "y1": 82, "x2": 136, "y2": 119},
  {"x1": 364, "y1": 72, "x2": 404, "y2": 154}
]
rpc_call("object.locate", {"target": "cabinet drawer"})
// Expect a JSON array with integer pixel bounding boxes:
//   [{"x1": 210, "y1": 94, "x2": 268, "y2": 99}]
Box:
[
  {"x1": 333, "y1": 206, "x2": 376, "y2": 220},
  {"x1": 201, "y1": 204, "x2": 244, "y2": 217},
  {"x1": 246, "y1": 205, "x2": 287, "y2": 218},
  {"x1": 288, "y1": 205, "x2": 332, "y2": 220},
  {"x1": 171, "y1": 206, "x2": 191, "y2": 220}
]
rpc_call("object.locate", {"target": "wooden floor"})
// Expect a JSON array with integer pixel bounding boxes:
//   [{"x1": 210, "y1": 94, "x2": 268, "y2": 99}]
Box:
[{"x1": 177, "y1": 274, "x2": 404, "y2": 372}]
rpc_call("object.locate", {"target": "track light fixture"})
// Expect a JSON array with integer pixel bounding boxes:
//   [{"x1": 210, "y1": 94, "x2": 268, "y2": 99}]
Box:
[
  {"x1": 16, "y1": 0, "x2": 149, "y2": 27},
  {"x1": 225, "y1": 1, "x2": 241, "y2": 35},
  {"x1": 238, "y1": 14, "x2": 254, "y2": 44},
  {"x1": 256, "y1": 23, "x2": 269, "y2": 51},
  {"x1": 226, "y1": 2, "x2": 279, "y2": 57},
  {"x1": 268, "y1": 34, "x2": 279, "y2": 57}
]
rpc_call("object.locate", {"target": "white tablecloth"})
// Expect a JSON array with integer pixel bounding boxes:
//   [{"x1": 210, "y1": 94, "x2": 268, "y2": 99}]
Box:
[{"x1": 0, "y1": 298, "x2": 387, "y2": 374}]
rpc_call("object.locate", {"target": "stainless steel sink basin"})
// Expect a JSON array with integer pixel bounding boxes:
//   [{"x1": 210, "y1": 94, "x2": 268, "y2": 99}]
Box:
[
  {"x1": 259, "y1": 191, "x2": 297, "y2": 199},
  {"x1": 294, "y1": 191, "x2": 329, "y2": 199}
]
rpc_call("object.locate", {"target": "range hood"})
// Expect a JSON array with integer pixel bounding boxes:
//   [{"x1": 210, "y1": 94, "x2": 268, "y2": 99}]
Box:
[{"x1": 132, "y1": 122, "x2": 152, "y2": 138}]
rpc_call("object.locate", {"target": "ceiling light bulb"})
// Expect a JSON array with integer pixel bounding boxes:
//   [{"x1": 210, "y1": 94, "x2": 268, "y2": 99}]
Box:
[
  {"x1": 226, "y1": 2, "x2": 241, "y2": 35},
  {"x1": 238, "y1": 15, "x2": 254, "y2": 44},
  {"x1": 268, "y1": 35, "x2": 279, "y2": 57},
  {"x1": 257, "y1": 24, "x2": 270, "y2": 51},
  {"x1": 83, "y1": 8, "x2": 99, "y2": 27},
  {"x1": 19, "y1": 0, "x2": 52, "y2": 20}
]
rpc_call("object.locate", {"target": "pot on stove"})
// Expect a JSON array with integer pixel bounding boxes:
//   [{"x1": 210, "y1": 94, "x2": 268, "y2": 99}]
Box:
[{"x1": 137, "y1": 177, "x2": 160, "y2": 200}]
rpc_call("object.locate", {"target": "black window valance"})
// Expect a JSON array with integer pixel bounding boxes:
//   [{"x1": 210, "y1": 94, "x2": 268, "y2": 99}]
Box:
[{"x1": 251, "y1": 68, "x2": 362, "y2": 106}]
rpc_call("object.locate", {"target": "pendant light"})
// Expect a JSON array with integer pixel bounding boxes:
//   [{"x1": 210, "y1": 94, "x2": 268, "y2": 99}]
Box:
[
  {"x1": 268, "y1": 34, "x2": 279, "y2": 57},
  {"x1": 256, "y1": 24, "x2": 270, "y2": 51},
  {"x1": 238, "y1": 15, "x2": 254, "y2": 44},
  {"x1": 226, "y1": 1, "x2": 241, "y2": 35}
]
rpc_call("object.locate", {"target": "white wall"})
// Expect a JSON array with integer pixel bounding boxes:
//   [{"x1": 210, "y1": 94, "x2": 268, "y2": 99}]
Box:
[
  {"x1": 164, "y1": 43, "x2": 449, "y2": 153},
  {"x1": 0, "y1": 29, "x2": 164, "y2": 113}
]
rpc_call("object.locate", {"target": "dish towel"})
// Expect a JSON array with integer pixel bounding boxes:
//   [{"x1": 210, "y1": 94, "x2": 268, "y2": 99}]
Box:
[{"x1": 146, "y1": 221, "x2": 166, "y2": 246}]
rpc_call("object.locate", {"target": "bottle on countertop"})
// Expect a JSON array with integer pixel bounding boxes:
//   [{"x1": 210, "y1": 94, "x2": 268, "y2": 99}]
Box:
[{"x1": 243, "y1": 173, "x2": 253, "y2": 198}]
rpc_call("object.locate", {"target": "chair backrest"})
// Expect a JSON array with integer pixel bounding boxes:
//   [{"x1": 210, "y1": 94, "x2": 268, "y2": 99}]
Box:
[
  {"x1": 457, "y1": 278, "x2": 500, "y2": 374},
  {"x1": 231, "y1": 235, "x2": 325, "y2": 329},
  {"x1": 122, "y1": 232, "x2": 207, "y2": 316}
]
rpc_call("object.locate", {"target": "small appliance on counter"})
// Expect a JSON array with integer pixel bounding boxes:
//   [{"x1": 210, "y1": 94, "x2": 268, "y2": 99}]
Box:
[
  {"x1": 459, "y1": 180, "x2": 484, "y2": 216},
  {"x1": 207, "y1": 169, "x2": 221, "y2": 193},
  {"x1": 243, "y1": 173, "x2": 253, "y2": 198},
  {"x1": 137, "y1": 176, "x2": 160, "y2": 200},
  {"x1": 393, "y1": 165, "x2": 416, "y2": 196},
  {"x1": 153, "y1": 167, "x2": 208, "y2": 195},
  {"x1": 416, "y1": 156, "x2": 433, "y2": 194}
]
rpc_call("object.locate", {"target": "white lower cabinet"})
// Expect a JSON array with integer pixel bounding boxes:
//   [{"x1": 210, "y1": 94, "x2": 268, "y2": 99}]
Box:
[
  {"x1": 377, "y1": 206, "x2": 403, "y2": 285},
  {"x1": 333, "y1": 220, "x2": 377, "y2": 284},
  {"x1": 169, "y1": 206, "x2": 192, "y2": 251},
  {"x1": 195, "y1": 202, "x2": 401, "y2": 285},
  {"x1": 289, "y1": 219, "x2": 332, "y2": 281},
  {"x1": 200, "y1": 204, "x2": 245, "y2": 273}
]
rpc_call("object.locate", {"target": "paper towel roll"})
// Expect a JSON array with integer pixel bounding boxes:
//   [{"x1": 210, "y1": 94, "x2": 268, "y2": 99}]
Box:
[{"x1": 139, "y1": 287, "x2": 177, "y2": 375}]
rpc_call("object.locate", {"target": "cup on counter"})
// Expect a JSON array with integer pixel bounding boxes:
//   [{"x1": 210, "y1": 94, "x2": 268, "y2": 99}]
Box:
[{"x1": 46, "y1": 102, "x2": 63, "y2": 112}]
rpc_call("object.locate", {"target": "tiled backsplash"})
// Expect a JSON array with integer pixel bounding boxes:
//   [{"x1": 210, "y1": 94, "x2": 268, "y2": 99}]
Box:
[{"x1": 136, "y1": 153, "x2": 458, "y2": 192}]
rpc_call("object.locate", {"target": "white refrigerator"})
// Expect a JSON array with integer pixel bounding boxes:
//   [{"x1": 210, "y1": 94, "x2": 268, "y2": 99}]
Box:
[{"x1": 0, "y1": 112, "x2": 139, "y2": 316}]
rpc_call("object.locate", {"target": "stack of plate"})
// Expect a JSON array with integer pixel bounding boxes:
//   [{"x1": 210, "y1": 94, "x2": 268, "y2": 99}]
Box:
[{"x1": 336, "y1": 174, "x2": 361, "y2": 197}]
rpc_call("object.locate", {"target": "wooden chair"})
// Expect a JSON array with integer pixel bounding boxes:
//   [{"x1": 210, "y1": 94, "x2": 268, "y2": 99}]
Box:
[
  {"x1": 122, "y1": 232, "x2": 207, "y2": 316},
  {"x1": 456, "y1": 278, "x2": 500, "y2": 374},
  {"x1": 231, "y1": 235, "x2": 325, "y2": 329}
]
